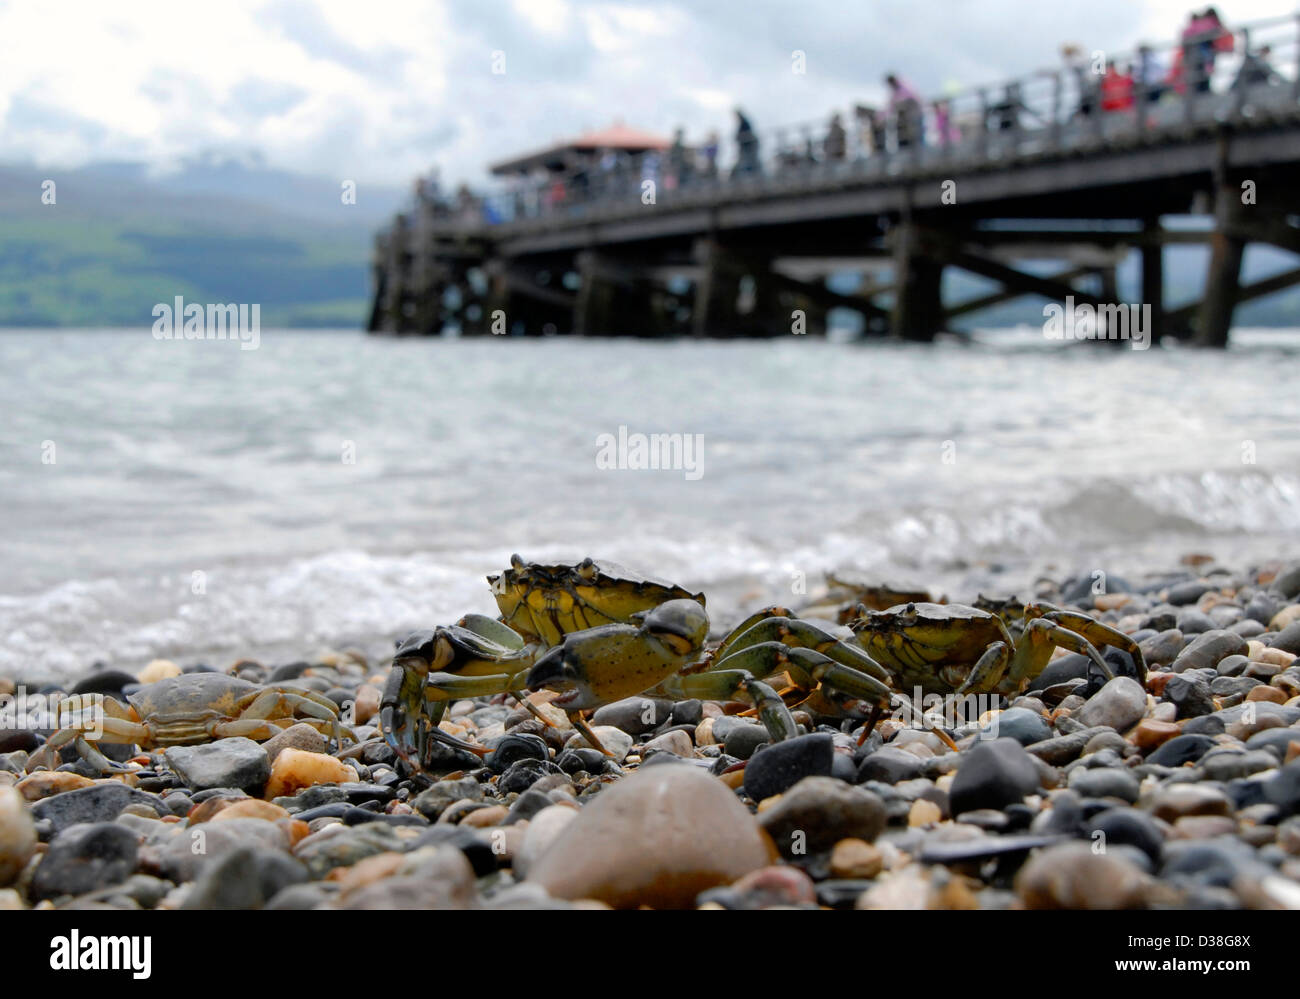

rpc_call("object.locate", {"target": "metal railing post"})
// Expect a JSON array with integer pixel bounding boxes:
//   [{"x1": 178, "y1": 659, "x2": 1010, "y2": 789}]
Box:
[
  {"x1": 979, "y1": 88, "x2": 990, "y2": 159},
  {"x1": 1052, "y1": 70, "x2": 1063, "y2": 150},
  {"x1": 1232, "y1": 28, "x2": 1250, "y2": 119},
  {"x1": 1294, "y1": 12, "x2": 1300, "y2": 102}
]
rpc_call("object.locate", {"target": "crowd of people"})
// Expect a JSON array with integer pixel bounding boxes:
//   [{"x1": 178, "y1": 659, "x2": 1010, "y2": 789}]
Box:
[
  {"x1": 715, "y1": 7, "x2": 1284, "y2": 180},
  {"x1": 414, "y1": 8, "x2": 1288, "y2": 223}
]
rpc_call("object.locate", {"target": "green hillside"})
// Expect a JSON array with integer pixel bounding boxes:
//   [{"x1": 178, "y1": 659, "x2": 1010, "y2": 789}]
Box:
[{"x1": 0, "y1": 162, "x2": 393, "y2": 328}]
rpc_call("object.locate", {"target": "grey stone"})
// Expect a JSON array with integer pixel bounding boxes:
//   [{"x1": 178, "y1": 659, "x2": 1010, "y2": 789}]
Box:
[
  {"x1": 1075, "y1": 677, "x2": 1146, "y2": 732},
  {"x1": 32, "y1": 822, "x2": 139, "y2": 901},
  {"x1": 30, "y1": 782, "x2": 163, "y2": 833},
  {"x1": 164, "y1": 737, "x2": 270, "y2": 793}
]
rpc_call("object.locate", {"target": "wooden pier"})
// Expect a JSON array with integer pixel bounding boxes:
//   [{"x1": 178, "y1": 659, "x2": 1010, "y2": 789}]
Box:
[{"x1": 369, "y1": 17, "x2": 1300, "y2": 346}]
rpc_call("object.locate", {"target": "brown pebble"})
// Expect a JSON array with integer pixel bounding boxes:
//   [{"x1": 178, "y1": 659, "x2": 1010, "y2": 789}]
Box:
[
  {"x1": 1171, "y1": 815, "x2": 1238, "y2": 839},
  {"x1": 15, "y1": 772, "x2": 95, "y2": 802},
  {"x1": 908, "y1": 799, "x2": 942, "y2": 827},
  {"x1": 353, "y1": 684, "x2": 381, "y2": 726},
  {"x1": 209, "y1": 799, "x2": 291, "y2": 824},
  {"x1": 1145, "y1": 672, "x2": 1173, "y2": 697},
  {"x1": 1246, "y1": 686, "x2": 1287, "y2": 705},
  {"x1": 830, "y1": 838, "x2": 884, "y2": 879},
  {"x1": 1133, "y1": 718, "x2": 1181, "y2": 751},
  {"x1": 264, "y1": 748, "x2": 355, "y2": 799},
  {"x1": 460, "y1": 805, "x2": 508, "y2": 827}
]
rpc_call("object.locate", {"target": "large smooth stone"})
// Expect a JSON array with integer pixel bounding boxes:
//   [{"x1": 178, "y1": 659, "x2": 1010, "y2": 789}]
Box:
[
  {"x1": 528, "y1": 765, "x2": 772, "y2": 909},
  {"x1": 0, "y1": 787, "x2": 36, "y2": 886},
  {"x1": 1075, "y1": 677, "x2": 1147, "y2": 731}
]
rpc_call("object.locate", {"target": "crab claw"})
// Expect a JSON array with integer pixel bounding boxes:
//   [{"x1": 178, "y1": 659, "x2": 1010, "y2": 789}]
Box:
[{"x1": 380, "y1": 656, "x2": 426, "y2": 764}]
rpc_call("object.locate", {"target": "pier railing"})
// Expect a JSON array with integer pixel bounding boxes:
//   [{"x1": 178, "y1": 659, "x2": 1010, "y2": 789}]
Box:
[{"x1": 400, "y1": 12, "x2": 1300, "y2": 238}]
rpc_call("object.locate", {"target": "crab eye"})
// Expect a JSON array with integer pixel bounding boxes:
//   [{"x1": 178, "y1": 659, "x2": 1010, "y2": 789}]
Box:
[
  {"x1": 577, "y1": 558, "x2": 597, "y2": 581},
  {"x1": 510, "y1": 553, "x2": 525, "y2": 570}
]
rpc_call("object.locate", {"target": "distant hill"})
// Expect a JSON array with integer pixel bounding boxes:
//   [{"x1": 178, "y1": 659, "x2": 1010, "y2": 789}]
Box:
[
  {"x1": 1, "y1": 155, "x2": 1297, "y2": 330},
  {"x1": 0, "y1": 156, "x2": 407, "y2": 328}
]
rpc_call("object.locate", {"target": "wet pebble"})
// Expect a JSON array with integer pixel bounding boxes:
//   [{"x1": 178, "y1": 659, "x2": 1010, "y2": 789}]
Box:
[
  {"x1": 757, "y1": 777, "x2": 886, "y2": 856},
  {"x1": 30, "y1": 782, "x2": 162, "y2": 834},
  {"x1": 181, "y1": 844, "x2": 308, "y2": 909},
  {"x1": 723, "y1": 723, "x2": 770, "y2": 761},
  {"x1": 528, "y1": 765, "x2": 773, "y2": 909},
  {"x1": 743, "y1": 733, "x2": 833, "y2": 802},
  {"x1": 0, "y1": 787, "x2": 37, "y2": 886},
  {"x1": 1075, "y1": 677, "x2": 1147, "y2": 732},
  {"x1": 1068, "y1": 766, "x2": 1140, "y2": 802},
  {"x1": 1017, "y1": 841, "x2": 1154, "y2": 909},
  {"x1": 487, "y1": 732, "x2": 549, "y2": 773},
  {"x1": 1148, "y1": 784, "x2": 1234, "y2": 823},
  {"x1": 949, "y1": 738, "x2": 1040, "y2": 816},
  {"x1": 854, "y1": 746, "x2": 926, "y2": 785},
  {"x1": 982, "y1": 708, "x2": 1052, "y2": 746},
  {"x1": 164, "y1": 738, "x2": 271, "y2": 794},
  {"x1": 260, "y1": 723, "x2": 327, "y2": 765},
  {"x1": 32, "y1": 822, "x2": 139, "y2": 901},
  {"x1": 590, "y1": 696, "x2": 668, "y2": 735},
  {"x1": 1146, "y1": 733, "x2": 1218, "y2": 768}
]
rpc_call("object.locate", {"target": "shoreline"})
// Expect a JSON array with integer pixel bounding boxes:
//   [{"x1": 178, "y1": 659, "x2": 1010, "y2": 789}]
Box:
[{"x1": 2, "y1": 557, "x2": 1299, "y2": 910}]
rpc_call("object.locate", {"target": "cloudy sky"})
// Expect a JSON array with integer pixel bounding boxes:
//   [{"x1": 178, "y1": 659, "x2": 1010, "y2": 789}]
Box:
[{"x1": 0, "y1": 0, "x2": 1292, "y2": 188}]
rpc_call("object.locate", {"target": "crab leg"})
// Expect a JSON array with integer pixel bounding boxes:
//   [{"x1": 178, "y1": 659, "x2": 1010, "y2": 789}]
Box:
[
  {"x1": 713, "y1": 617, "x2": 894, "y2": 686},
  {"x1": 1039, "y1": 610, "x2": 1147, "y2": 681},
  {"x1": 30, "y1": 714, "x2": 150, "y2": 773},
  {"x1": 954, "y1": 642, "x2": 1011, "y2": 697},
  {"x1": 1006, "y1": 618, "x2": 1115, "y2": 692},
  {"x1": 238, "y1": 688, "x2": 347, "y2": 747},
  {"x1": 676, "y1": 672, "x2": 799, "y2": 743},
  {"x1": 709, "y1": 606, "x2": 795, "y2": 660}
]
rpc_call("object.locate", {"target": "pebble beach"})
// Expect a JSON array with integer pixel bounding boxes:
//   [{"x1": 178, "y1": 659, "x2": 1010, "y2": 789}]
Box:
[{"x1": 3, "y1": 556, "x2": 1300, "y2": 911}]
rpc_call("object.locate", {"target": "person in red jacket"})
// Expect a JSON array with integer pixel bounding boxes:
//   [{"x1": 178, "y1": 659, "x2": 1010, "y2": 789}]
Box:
[{"x1": 1100, "y1": 61, "x2": 1136, "y2": 111}]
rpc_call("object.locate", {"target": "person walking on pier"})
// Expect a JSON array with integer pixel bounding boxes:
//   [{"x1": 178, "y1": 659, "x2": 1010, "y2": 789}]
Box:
[
  {"x1": 854, "y1": 104, "x2": 887, "y2": 155},
  {"x1": 932, "y1": 99, "x2": 960, "y2": 146},
  {"x1": 1100, "y1": 61, "x2": 1136, "y2": 112},
  {"x1": 1232, "y1": 44, "x2": 1282, "y2": 92},
  {"x1": 1180, "y1": 7, "x2": 1232, "y2": 94},
  {"x1": 732, "y1": 108, "x2": 761, "y2": 176},
  {"x1": 1136, "y1": 44, "x2": 1167, "y2": 105},
  {"x1": 885, "y1": 74, "x2": 923, "y2": 149},
  {"x1": 824, "y1": 112, "x2": 847, "y2": 162},
  {"x1": 1061, "y1": 44, "x2": 1098, "y2": 118},
  {"x1": 987, "y1": 82, "x2": 1040, "y2": 131},
  {"x1": 667, "y1": 128, "x2": 691, "y2": 190},
  {"x1": 700, "y1": 131, "x2": 719, "y2": 178}
]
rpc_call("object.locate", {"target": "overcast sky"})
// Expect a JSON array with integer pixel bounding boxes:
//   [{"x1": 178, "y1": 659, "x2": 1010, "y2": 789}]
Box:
[{"x1": 0, "y1": 0, "x2": 1293, "y2": 188}]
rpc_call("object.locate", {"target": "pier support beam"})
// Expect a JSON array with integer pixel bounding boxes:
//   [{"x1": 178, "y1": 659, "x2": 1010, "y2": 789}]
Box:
[
  {"x1": 573, "y1": 251, "x2": 673, "y2": 336},
  {"x1": 1196, "y1": 175, "x2": 1245, "y2": 348},
  {"x1": 890, "y1": 222, "x2": 945, "y2": 342},
  {"x1": 1141, "y1": 216, "x2": 1165, "y2": 344},
  {"x1": 692, "y1": 239, "x2": 788, "y2": 337}
]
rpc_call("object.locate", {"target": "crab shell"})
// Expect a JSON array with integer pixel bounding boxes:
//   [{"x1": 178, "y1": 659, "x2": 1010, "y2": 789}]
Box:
[
  {"x1": 123, "y1": 674, "x2": 268, "y2": 745},
  {"x1": 487, "y1": 555, "x2": 705, "y2": 646},
  {"x1": 850, "y1": 602, "x2": 1017, "y2": 695}
]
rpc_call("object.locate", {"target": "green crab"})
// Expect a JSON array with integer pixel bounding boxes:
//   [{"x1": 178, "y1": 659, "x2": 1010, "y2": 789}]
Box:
[
  {"x1": 30, "y1": 673, "x2": 350, "y2": 774},
  {"x1": 526, "y1": 602, "x2": 903, "y2": 745},
  {"x1": 382, "y1": 557, "x2": 906, "y2": 768},
  {"x1": 381, "y1": 555, "x2": 707, "y2": 766},
  {"x1": 846, "y1": 600, "x2": 1147, "y2": 698},
  {"x1": 799, "y1": 572, "x2": 937, "y2": 625}
]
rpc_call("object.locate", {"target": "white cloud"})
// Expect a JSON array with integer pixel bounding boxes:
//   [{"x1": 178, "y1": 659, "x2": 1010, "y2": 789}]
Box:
[{"x1": 0, "y1": 0, "x2": 1292, "y2": 187}]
